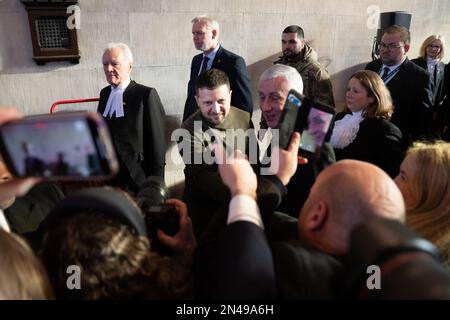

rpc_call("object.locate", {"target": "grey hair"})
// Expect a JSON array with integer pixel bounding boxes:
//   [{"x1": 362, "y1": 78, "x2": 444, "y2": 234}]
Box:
[
  {"x1": 104, "y1": 42, "x2": 134, "y2": 63},
  {"x1": 259, "y1": 64, "x2": 303, "y2": 94},
  {"x1": 191, "y1": 15, "x2": 220, "y2": 31}
]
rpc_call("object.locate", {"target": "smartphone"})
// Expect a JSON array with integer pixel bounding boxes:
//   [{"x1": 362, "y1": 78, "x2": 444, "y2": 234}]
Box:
[
  {"x1": 278, "y1": 89, "x2": 335, "y2": 159},
  {"x1": 0, "y1": 111, "x2": 119, "y2": 180}
]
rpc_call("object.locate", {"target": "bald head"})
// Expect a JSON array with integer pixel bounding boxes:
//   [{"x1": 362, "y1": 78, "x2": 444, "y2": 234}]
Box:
[{"x1": 299, "y1": 160, "x2": 405, "y2": 255}]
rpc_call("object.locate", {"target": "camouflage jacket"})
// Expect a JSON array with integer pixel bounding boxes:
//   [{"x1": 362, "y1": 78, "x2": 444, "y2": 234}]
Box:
[{"x1": 275, "y1": 44, "x2": 335, "y2": 106}]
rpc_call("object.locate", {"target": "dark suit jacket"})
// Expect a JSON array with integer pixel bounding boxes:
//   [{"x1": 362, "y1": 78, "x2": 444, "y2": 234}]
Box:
[
  {"x1": 194, "y1": 175, "x2": 342, "y2": 299},
  {"x1": 333, "y1": 113, "x2": 405, "y2": 178},
  {"x1": 270, "y1": 240, "x2": 343, "y2": 299},
  {"x1": 366, "y1": 58, "x2": 434, "y2": 144},
  {"x1": 411, "y1": 57, "x2": 446, "y2": 109},
  {"x1": 183, "y1": 46, "x2": 253, "y2": 121},
  {"x1": 4, "y1": 183, "x2": 65, "y2": 234},
  {"x1": 97, "y1": 81, "x2": 166, "y2": 194},
  {"x1": 439, "y1": 63, "x2": 450, "y2": 140},
  {"x1": 195, "y1": 221, "x2": 278, "y2": 300},
  {"x1": 277, "y1": 143, "x2": 336, "y2": 217},
  {"x1": 194, "y1": 174, "x2": 292, "y2": 299}
]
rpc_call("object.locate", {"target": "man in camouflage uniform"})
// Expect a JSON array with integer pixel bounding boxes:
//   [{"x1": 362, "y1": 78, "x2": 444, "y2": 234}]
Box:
[{"x1": 275, "y1": 25, "x2": 335, "y2": 106}]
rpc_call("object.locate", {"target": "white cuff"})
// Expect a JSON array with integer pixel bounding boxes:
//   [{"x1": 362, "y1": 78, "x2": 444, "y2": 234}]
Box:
[
  {"x1": 0, "y1": 209, "x2": 10, "y2": 232},
  {"x1": 227, "y1": 195, "x2": 263, "y2": 229}
]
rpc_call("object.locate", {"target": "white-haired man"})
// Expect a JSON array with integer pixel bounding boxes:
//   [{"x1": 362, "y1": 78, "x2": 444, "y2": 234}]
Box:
[
  {"x1": 257, "y1": 64, "x2": 335, "y2": 217},
  {"x1": 183, "y1": 16, "x2": 253, "y2": 121},
  {"x1": 98, "y1": 43, "x2": 166, "y2": 194}
]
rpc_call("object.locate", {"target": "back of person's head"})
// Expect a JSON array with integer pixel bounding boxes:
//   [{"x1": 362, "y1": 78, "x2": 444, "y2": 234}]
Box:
[
  {"x1": 419, "y1": 35, "x2": 445, "y2": 60},
  {"x1": 350, "y1": 70, "x2": 393, "y2": 119},
  {"x1": 383, "y1": 25, "x2": 410, "y2": 45},
  {"x1": 0, "y1": 229, "x2": 53, "y2": 299},
  {"x1": 299, "y1": 160, "x2": 405, "y2": 255},
  {"x1": 282, "y1": 25, "x2": 304, "y2": 39},
  {"x1": 104, "y1": 42, "x2": 134, "y2": 63},
  {"x1": 40, "y1": 213, "x2": 185, "y2": 299},
  {"x1": 39, "y1": 188, "x2": 192, "y2": 299},
  {"x1": 195, "y1": 68, "x2": 230, "y2": 93},
  {"x1": 191, "y1": 15, "x2": 220, "y2": 31},
  {"x1": 403, "y1": 141, "x2": 450, "y2": 266},
  {"x1": 259, "y1": 64, "x2": 303, "y2": 94},
  {"x1": 342, "y1": 216, "x2": 450, "y2": 299}
]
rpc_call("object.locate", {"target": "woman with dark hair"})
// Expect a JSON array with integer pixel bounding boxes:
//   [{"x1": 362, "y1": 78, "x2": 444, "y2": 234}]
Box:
[{"x1": 330, "y1": 70, "x2": 405, "y2": 177}]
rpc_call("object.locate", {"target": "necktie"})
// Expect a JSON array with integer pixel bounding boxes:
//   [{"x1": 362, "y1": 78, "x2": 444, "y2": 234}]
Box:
[
  {"x1": 199, "y1": 56, "x2": 209, "y2": 75},
  {"x1": 381, "y1": 67, "x2": 390, "y2": 79}
]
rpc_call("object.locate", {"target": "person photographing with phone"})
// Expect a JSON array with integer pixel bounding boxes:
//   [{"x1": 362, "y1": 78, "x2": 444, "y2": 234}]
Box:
[{"x1": 257, "y1": 64, "x2": 335, "y2": 217}]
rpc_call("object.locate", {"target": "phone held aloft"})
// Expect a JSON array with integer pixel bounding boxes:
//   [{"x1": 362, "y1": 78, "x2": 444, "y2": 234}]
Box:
[
  {"x1": 0, "y1": 111, "x2": 119, "y2": 180},
  {"x1": 278, "y1": 89, "x2": 335, "y2": 159}
]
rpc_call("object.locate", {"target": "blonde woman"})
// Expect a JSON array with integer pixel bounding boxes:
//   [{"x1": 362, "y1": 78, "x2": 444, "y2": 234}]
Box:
[
  {"x1": 394, "y1": 141, "x2": 450, "y2": 268},
  {"x1": 330, "y1": 70, "x2": 405, "y2": 177},
  {"x1": 412, "y1": 35, "x2": 446, "y2": 110}
]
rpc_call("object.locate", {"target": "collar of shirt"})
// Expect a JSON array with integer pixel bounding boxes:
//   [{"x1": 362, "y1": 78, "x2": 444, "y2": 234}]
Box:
[
  {"x1": 104, "y1": 78, "x2": 130, "y2": 118},
  {"x1": 382, "y1": 55, "x2": 407, "y2": 72},
  {"x1": 257, "y1": 127, "x2": 273, "y2": 162},
  {"x1": 111, "y1": 77, "x2": 131, "y2": 92},
  {"x1": 204, "y1": 43, "x2": 221, "y2": 69},
  {"x1": 426, "y1": 57, "x2": 438, "y2": 65},
  {"x1": 351, "y1": 110, "x2": 364, "y2": 117},
  {"x1": 426, "y1": 57, "x2": 438, "y2": 75}
]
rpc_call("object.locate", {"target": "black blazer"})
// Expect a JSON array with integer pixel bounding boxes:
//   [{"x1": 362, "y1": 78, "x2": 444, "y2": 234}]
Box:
[
  {"x1": 437, "y1": 63, "x2": 450, "y2": 140},
  {"x1": 183, "y1": 46, "x2": 253, "y2": 121},
  {"x1": 97, "y1": 81, "x2": 166, "y2": 193},
  {"x1": 332, "y1": 113, "x2": 405, "y2": 178},
  {"x1": 411, "y1": 57, "x2": 446, "y2": 109},
  {"x1": 366, "y1": 58, "x2": 434, "y2": 144},
  {"x1": 194, "y1": 221, "x2": 277, "y2": 299}
]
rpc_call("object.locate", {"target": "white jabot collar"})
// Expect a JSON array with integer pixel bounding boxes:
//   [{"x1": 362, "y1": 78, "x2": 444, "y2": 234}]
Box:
[
  {"x1": 103, "y1": 78, "x2": 131, "y2": 118},
  {"x1": 330, "y1": 110, "x2": 364, "y2": 149}
]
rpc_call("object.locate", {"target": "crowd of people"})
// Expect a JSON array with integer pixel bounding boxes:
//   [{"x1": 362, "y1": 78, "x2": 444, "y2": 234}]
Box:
[{"x1": 1, "y1": 14, "x2": 450, "y2": 300}]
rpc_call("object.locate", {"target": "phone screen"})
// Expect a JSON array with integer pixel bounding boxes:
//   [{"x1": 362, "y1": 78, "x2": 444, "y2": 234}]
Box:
[
  {"x1": 0, "y1": 115, "x2": 113, "y2": 178},
  {"x1": 278, "y1": 91, "x2": 305, "y2": 150},
  {"x1": 299, "y1": 106, "x2": 334, "y2": 155}
]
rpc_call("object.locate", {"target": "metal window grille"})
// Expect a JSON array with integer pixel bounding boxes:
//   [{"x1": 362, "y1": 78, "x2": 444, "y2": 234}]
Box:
[{"x1": 36, "y1": 16, "x2": 71, "y2": 49}]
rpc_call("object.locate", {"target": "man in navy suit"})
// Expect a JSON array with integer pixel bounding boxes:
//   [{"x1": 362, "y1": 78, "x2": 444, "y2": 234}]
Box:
[
  {"x1": 183, "y1": 16, "x2": 253, "y2": 121},
  {"x1": 98, "y1": 43, "x2": 166, "y2": 194},
  {"x1": 366, "y1": 25, "x2": 434, "y2": 145}
]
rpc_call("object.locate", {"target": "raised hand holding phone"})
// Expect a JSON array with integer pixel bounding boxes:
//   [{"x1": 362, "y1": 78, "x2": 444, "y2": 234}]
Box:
[
  {"x1": 0, "y1": 111, "x2": 118, "y2": 181},
  {"x1": 277, "y1": 89, "x2": 335, "y2": 160}
]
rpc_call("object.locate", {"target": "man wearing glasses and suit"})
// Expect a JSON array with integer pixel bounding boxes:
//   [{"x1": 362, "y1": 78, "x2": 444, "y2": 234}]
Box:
[{"x1": 366, "y1": 25, "x2": 434, "y2": 145}]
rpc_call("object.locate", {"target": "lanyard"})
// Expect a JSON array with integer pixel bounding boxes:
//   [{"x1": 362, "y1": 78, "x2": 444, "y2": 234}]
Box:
[{"x1": 380, "y1": 65, "x2": 401, "y2": 83}]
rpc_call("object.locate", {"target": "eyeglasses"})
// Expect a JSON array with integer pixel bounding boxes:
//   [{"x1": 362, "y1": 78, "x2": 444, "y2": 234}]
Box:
[
  {"x1": 378, "y1": 42, "x2": 405, "y2": 50},
  {"x1": 427, "y1": 45, "x2": 441, "y2": 50}
]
